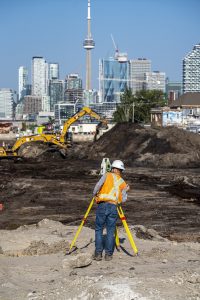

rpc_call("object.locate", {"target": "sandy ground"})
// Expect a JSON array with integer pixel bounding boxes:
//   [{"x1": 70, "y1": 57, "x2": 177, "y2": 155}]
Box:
[{"x1": 0, "y1": 219, "x2": 199, "y2": 300}]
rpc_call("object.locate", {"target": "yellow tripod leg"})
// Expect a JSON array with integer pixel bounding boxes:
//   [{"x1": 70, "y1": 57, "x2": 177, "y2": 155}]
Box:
[
  {"x1": 69, "y1": 197, "x2": 95, "y2": 250},
  {"x1": 117, "y1": 205, "x2": 138, "y2": 255},
  {"x1": 115, "y1": 226, "x2": 120, "y2": 249}
]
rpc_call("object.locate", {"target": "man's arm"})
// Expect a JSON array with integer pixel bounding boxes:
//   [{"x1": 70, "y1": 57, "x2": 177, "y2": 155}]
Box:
[
  {"x1": 121, "y1": 184, "x2": 130, "y2": 203},
  {"x1": 93, "y1": 174, "x2": 107, "y2": 196}
]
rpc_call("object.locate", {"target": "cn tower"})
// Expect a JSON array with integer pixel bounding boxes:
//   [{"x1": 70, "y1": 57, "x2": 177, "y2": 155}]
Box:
[{"x1": 83, "y1": 0, "x2": 95, "y2": 91}]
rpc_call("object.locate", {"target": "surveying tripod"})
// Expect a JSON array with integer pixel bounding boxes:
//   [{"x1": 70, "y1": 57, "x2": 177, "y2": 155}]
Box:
[{"x1": 68, "y1": 197, "x2": 138, "y2": 255}]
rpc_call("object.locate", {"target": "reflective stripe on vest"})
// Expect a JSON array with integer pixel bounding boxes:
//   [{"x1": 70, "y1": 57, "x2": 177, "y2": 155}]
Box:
[{"x1": 98, "y1": 173, "x2": 125, "y2": 203}]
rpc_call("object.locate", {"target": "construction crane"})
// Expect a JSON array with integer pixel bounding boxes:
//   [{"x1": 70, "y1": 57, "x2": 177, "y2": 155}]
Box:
[{"x1": 111, "y1": 34, "x2": 128, "y2": 63}]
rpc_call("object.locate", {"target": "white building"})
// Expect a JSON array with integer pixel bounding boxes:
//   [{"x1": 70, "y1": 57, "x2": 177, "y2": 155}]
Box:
[
  {"x1": 129, "y1": 58, "x2": 151, "y2": 94},
  {"x1": 144, "y1": 71, "x2": 166, "y2": 93},
  {"x1": 42, "y1": 95, "x2": 50, "y2": 112},
  {"x1": 18, "y1": 66, "x2": 28, "y2": 101},
  {"x1": 0, "y1": 89, "x2": 14, "y2": 119},
  {"x1": 183, "y1": 43, "x2": 200, "y2": 93},
  {"x1": 49, "y1": 63, "x2": 59, "y2": 80},
  {"x1": 32, "y1": 56, "x2": 48, "y2": 96}
]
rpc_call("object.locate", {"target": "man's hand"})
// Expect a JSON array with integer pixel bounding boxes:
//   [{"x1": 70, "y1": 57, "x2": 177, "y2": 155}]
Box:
[{"x1": 125, "y1": 184, "x2": 130, "y2": 192}]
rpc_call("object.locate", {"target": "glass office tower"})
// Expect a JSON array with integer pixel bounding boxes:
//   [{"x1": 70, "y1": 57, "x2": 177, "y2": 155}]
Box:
[{"x1": 99, "y1": 56, "x2": 129, "y2": 103}]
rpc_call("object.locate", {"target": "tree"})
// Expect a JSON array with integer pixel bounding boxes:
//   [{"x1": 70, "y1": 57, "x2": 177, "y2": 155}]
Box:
[
  {"x1": 113, "y1": 88, "x2": 166, "y2": 123},
  {"x1": 113, "y1": 88, "x2": 135, "y2": 122}
]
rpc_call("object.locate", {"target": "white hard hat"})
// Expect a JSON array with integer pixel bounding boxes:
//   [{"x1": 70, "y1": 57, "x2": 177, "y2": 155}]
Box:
[{"x1": 111, "y1": 160, "x2": 125, "y2": 171}]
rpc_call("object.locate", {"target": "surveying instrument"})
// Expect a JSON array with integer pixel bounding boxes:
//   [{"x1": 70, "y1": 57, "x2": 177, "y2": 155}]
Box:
[
  {"x1": 68, "y1": 158, "x2": 138, "y2": 255},
  {"x1": 68, "y1": 197, "x2": 138, "y2": 256}
]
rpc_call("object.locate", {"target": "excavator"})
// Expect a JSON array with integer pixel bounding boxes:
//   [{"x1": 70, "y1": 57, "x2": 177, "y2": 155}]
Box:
[{"x1": 0, "y1": 106, "x2": 108, "y2": 159}]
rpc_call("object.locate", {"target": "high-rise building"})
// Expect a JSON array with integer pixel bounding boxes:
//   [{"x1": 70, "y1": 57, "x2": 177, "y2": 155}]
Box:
[
  {"x1": 32, "y1": 56, "x2": 48, "y2": 96},
  {"x1": 65, "y1": 74, "x2": 82, "y2": 90},
  {"x1": 23, "y1": 95, "x2": 42, "y2": 115},
  {"x1": 49, "y1": 63, "x2": 59, "y2": 80},
  {"x1": 18, "y1": 66, "x2": 28, "y2": 101},
  {"x1": 54, "y1": 103, "x2": 76, "y2": 124},
  {"x1": 99, "y1": 56, "x2": 129, "y2": 103},
  {"x1": 64, "y1": 74, "x2": 83, "y2": 106},
  {"x1": 183, "y1": 44, "x2": 200, "y2": 93},
  {"x1": 144, "y1": 71, "x2": 166, "y2": 93},
  {"x1": 0, "y1": 89, "x2": 14, "y2": 119},
  {"x1": 83, "y1": 0, "x2": 95, "y2": 90},
  {"x1": 129, "y1": 59, "x2": 151, "y2": 94},
  {"x1": 49, "y1": 79, "x2": 64, "y2": 111}
]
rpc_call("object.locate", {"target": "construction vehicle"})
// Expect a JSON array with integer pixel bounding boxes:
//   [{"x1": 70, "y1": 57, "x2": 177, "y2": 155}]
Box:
[{"x1": 0, "y1": 106, "x2": 108, "y2": 158}]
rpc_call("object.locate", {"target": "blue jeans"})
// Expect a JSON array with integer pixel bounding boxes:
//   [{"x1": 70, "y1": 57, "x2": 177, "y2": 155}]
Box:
[{"x1": 95, "y1": 202, "x2": 118, "y2": 256}]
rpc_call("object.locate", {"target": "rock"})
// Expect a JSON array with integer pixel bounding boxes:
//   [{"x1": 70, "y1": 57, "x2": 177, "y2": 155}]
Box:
[
  {"x1": 162, "y1": 259, "x2": 168, "y2": 264},
  {"x1": 188, "y1": 273, "x2": 200, "y2": 284},
  {"x1": 62, "y1": 253, "x2": 92, "y2": 269},
  {"x1": 133, "y1": 225, "x2": 167, "y2": 241},
  {"x1": 88, "y1": 169, "x2": 98, "y2": 175}
]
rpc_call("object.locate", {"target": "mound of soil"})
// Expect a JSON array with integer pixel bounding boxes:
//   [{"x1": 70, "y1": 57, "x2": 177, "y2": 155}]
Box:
[{"x1": 86, "y1": 124, "x2": 200, "y2": 168}]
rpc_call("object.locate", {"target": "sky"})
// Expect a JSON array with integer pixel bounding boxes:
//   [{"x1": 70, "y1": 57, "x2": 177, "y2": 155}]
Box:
[{"x1": 0, "y1": 0, "x2": 200, "y2": 92}]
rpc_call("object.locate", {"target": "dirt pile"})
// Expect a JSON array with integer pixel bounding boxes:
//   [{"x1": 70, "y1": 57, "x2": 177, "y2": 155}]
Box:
[{"x1": 86, "y1": 124, "x2": 200, "y2": 168}]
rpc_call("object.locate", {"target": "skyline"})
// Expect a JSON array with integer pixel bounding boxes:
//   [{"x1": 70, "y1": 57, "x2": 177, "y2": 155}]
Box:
[{"x1": 0, "y1": 0, "x2": 200, "y2": 92}]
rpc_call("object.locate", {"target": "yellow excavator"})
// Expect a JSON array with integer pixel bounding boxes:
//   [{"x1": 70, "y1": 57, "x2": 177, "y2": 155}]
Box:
[{"x1": 0, "y1": 106, "x2": 108, "y2": 158}]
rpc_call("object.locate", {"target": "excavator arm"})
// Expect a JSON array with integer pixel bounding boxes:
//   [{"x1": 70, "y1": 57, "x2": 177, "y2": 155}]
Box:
[{"x1": 59, "y1": 106, "x2": 108, "y2": 143}]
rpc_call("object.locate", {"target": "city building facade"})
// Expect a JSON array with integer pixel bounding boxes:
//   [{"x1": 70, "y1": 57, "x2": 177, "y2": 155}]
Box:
[
  {"x1": 90, "y1": 102, "x2": 117, "y2": 119},
  {"x1": 99, "y1": 56, "x2": 129, "y2": 103},
  {"x1": 64, "y1": 74, "x2": 83, "y2": 107},
  {"x1": 166, "y1": 79, "x2": 182, "y2": 105},
  {"x1": 129, "y1": 58, "x2": 151, "y2": 94},
  {"x1": 151, "y1": 92, "x2": 200, "y2": 132},
  {"x1": 32, "y1": 56, "x2": 48, "y2": 96},
  {"x1": 0, "y1": 89, "x2": 14, "y2": 119},
  {"x1": 183, "y1": 43, "x2": 200, "y2": 93},
  {"x1": 18, "y1": 66, "x2": 28, "y2": 101},
  {"x1": 54, "y1": 102, "x2": 75, "y2": 124},
  {"x1": 49, "y1": 63, "x2": 59, "y2": 80},
  {"x1": 144, "y1": 71, "x2": 166, "y2": 93},
  {"x1": 23, "y1": 95, "x2": 42, "y2": 115},
  {"x1": 49, "y1": 79, "x2": 64, "y2": 111}
]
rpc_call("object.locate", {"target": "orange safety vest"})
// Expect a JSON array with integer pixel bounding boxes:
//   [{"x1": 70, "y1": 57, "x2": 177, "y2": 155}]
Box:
[{"x1": 96, "y1": 172, "x2": 127, "y2": 205}]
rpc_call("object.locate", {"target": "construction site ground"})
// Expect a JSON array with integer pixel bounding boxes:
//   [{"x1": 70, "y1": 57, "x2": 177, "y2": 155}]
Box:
[{"x1": 0, "y1": 124, "x2": 200, "y2": 299}]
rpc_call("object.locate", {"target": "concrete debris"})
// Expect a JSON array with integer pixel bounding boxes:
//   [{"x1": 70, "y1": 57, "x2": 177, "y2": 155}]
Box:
[
  {"x1": 133, "y1": 225, "x2": 168, "y2": 241},
  {"x1": 62, "y1": 253, "x2": 92, "y2": 269}
]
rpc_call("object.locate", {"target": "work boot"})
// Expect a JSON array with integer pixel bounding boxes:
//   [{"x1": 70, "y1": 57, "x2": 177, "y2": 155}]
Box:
[
  {"x1": 92, "y1": 252, "x2": 102, "y2": 261},
  {"x1": 105, "y1": 254, "x2": 113, "y2": 261}
]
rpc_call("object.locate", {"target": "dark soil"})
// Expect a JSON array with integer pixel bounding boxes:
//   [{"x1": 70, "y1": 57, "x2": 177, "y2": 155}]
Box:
[
  {"x1": 0, "y1": 157, "x2": 199, "y2": 242},
  {"x1": 0, "y1": 125, "x2": 200, "y2": 242},
  {"x1": 85, "y1": 124, "x2": 200, "y2": 168}
]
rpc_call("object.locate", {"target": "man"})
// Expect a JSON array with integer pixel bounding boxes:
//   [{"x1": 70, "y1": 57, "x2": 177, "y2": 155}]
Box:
[{"x1": 93, "y1": 160, "x2": 129, "y2": 261}]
